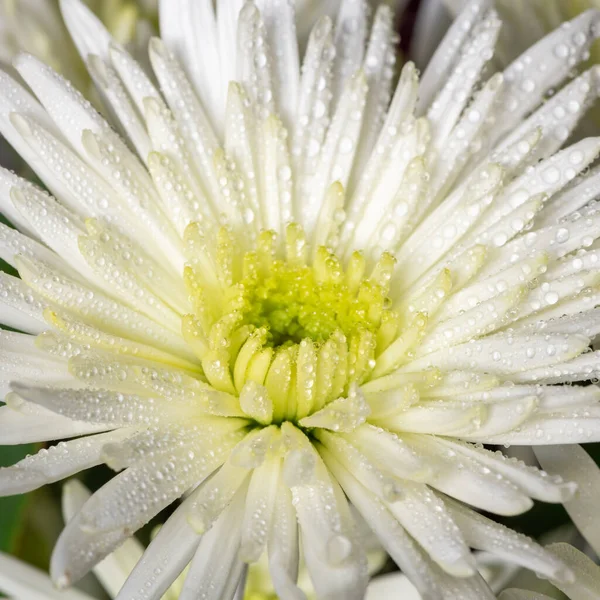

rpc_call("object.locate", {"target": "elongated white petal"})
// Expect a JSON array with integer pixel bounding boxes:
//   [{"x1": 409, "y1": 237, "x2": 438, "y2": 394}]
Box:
[
  {"x1": 320, "y1": 446, "x2": 443, "y2": 600},
  {"x1": 547, "y1": 543, "x2": 600, "y2": 600},
  {"x1": 0, "y1": 398, "x2": 110, "y2": 444},
  {"x1": 59, "y1": 0, "x2": 112, "y2": 61},
  {"x1": 159, "y1": 0, "x2": 223, "y2": 129},
  {"x1": 481, "y1": 406, "x2": 600, "y2": 445},
  {"x1": 365, "y1": 572, "x2": 421, "y2": 600},
  {"x1": 493, "y1": 10, "x2": 600, "y2": 139},
  {"x1": 444, "y1": 496, "x2": 572, "y2": 582},
  {"x1": 10, "y1": 384, "x2": 197, "y2": 427},
  {"x1": 291, "y1": 433, "x2": 369, "y2": 600},
  {"x1": 434, "y1": 438, "x2": 576, "y2": 503},
  {"x1": 268, "y1": 478, "x2": 304, "y2": 600},
  {"x1": 61, "y1": 480, "x2": 146, "y2": 599},
  {"x1": 0, "y1": 271, "x2": 48, "y2": 334},
  {"x1": 535, "y1": 445, "x2": 600, "y2": 556},
  {"x1": 0, "y1": 429, "x2": 130, "y2": 496},
  {"x1": 240, "y1": 455, "x2": 280, "y2": 562},
  {"x1": 499, "y1": 591, "x2": 555, "y2": 600},
  {"x1": 0, "y1": 551, "x2": 94, "y2": 600},
  {"x1": 17, "y1": 255, "x2": 195, "y2": 360},
  {"x1": 115, "y1": 490, "x2": 203, "y2": 600},
  {"x1": 418, "y1": 0, "x2": 492, "y2": 111},
  {"x1": 401, "y1": 434, "x2": 533, "y2": 516},
  {"x1": 179, "y1": 486, "x2": 246, "y2": 600},
  {"x1": 403, "y1": 332, "x2": 589, "y2": 375}
]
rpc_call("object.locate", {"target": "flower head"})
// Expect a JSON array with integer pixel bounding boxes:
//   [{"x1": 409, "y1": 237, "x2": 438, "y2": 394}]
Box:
[{"x1": 2, "y1": 0, "x2": 600, "y2": 598}]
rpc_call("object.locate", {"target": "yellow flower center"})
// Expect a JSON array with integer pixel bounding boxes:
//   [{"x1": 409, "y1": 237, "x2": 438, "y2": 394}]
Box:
[{"x1": 182, "y1": 223, "x2": 402, "y2": 427}]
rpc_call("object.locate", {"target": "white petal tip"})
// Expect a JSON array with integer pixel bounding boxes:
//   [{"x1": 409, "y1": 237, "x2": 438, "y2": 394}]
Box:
[
  {"x1": 559, "y1": 481, "x2": 578, "y2": 502},
  {"x1": 8, "y1": 113, "x2": 32, "y2": 138},
  {"x1": 53, "y1": 573, "x2": 71, "y2": 590},
  {"x1": 438, "y1": 557, "x2": 477, "y2": 578},
  {"x1": 550, "y1": 564, "x2": 575, "y2": 584}
]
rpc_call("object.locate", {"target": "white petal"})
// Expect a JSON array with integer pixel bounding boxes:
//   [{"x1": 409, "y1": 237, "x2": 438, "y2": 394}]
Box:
[
  {"x1": 535, "y1": 444, "x2": 600, "y2": 556},
  {"x1": 0, "y1": 396, "x2": 110, "y2": 444},
  {"x1": 493, "y1": 10, "x2": 600, "y2": 139},
  {"x1": 50, "y1": 424, "x2": 243, "y2": 587},
  {"x1": 481, "y1": 406, "x2": 600, "y2": 445},
  {"x1": 187, "y1": 461, "x2": 251, "y2": 534},
  {"x1": 365, "y1": 572, "x2": 421, "y2": 600},
  {"x1": 0, "y1": 167, "x2": 45, "y2": 239},
  {"x1": 0, "y1": 221, "x2": 72, "y2": 275},
  {"x1": 255, "y1": 0, "x2": 300, "y2": 130},
  {"x1": 108, "y1": 42, "x2": 161, "y2": 115},
  {"x1": 179, "y1": 486, "x2": 246, "y2": 600},
  {"x1": 495, "y1": 67, "x2": 600, "y2": 167},
  {"x1": 349, "y1": 5, "x2": 396, "y2": 186},
  {"x1": 61, "y1": 480, "x2": 146, "y2": 599},
  {"x1": 240, "y1": 455, "x2": 281, "y2": 562},
  {"x1": 476, "y1": 137, "x2": 600, "y2": 247},
  {"x1": 86, "y1": 55, "x2": 152, "y2": 161},
  {"x1": 299, "y1": 384, "x2": 370, "y2": 431},
  {"x1": 546, "y1": 543, "x2": 600, "y2": 600},
  {"x1": 403, "y1": 332, "x2": 589, "y2": 376},
  {"x1": 290, "y1": 433, "x2": 369, "y2": 600},
  {"x1": 433, "y1": 438, "x2": 576, "y2": 503},
  {"x1": 0, "y1": 331, "x2": 71, "y2": 396},
  {"x1": 385, "y1": 482, "x2": 475, "y2": 577},
  {"x1": 513, "y1": 351, "x2": 600, "y2": 384},
  {"x1": 320, "y1": 445, "x2": 443, "y2": 599},
  {"x1": 417, "y1": 0, "x2": 492, "y2": 111},
  {"x1": 0, "y1": 272, "x2": 48, "y2": 334},
  {"x1": 381, "y1": 400, "x2": 487, "y2": 436},
  {"x1": 426, "y1": 8, "x2": 500, "y2": 150},
  {"x1": 114, "y1": 491, "x2": 203, "y2": 600},
  {"x1": 0, "y1": 429, "x2": 130, "y2": 496},
  {"x1": 292, "y1": 16, "x2": 335, "y2": 193},
  {"x1": 0, "y1": 551, "x2": 94, "y2": 600},
  {"x1": 0, "y1": 70, "x2": 68, "y2": 195},
  {"x1": 268, "y1": 479, "x2": 304, "y2": 600},
  {"x1": 80, "y1": 424, "x2": 246, "y2": 532},
  {"x1": 410, "y1": 0, "x2": 451, "y2": 69},
  {"x1": 332, "y1": 0, "x2": 367, "y2": 105},
  {"x1": 10, "y1": 183, "x2": 91, "y2": 278},
  {"x1": 444, "y1": 496, "x2": 572, "y2": 582},
  {"x1": 148, "y1": 37, "x2": 220, "y2": 196},
  {"x1": 344, "y1": 425, "x2": 428, "y2": 480},
  {"x1": 401, "y1": 434, "x2": 533, "y2": 516},
  {"x1": 394, "y1": 165, "x2": 503, "y2": 291},
  {"x1": 429, "y1": 567, "x2": 495, "y2": 600},
  {"x1": 14, "y1": 53, "x2": 117, "y2": 159},
  {"x1": 499, "y1": 590, "x2": 555, "y2": 600},
  {"x1": 59, "y1": 0, "x2": 112, "y2": 61},
  {"x1": 9, "y1": 384, "x2": 196, "y2": 427},
  {"x1": 16, "y1": 255, "x2": 195, "y2": 360},
  {"x1": 302, "y1": 70, "x2": 368, "y2": 236},
  {"x1": 159, "y1": 0, "x2": 223, "y2": 129}
]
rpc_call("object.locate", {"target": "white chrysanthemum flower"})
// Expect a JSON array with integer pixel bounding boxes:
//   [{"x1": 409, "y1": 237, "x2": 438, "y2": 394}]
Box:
[{"x1": 2, "y1": 0, "x2": 600, "y2": 597}]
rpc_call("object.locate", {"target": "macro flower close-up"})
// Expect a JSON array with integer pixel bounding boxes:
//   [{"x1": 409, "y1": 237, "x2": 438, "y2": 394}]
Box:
[{"x1": 1, "y1": 0, "x2": 600, "y2": 598}]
